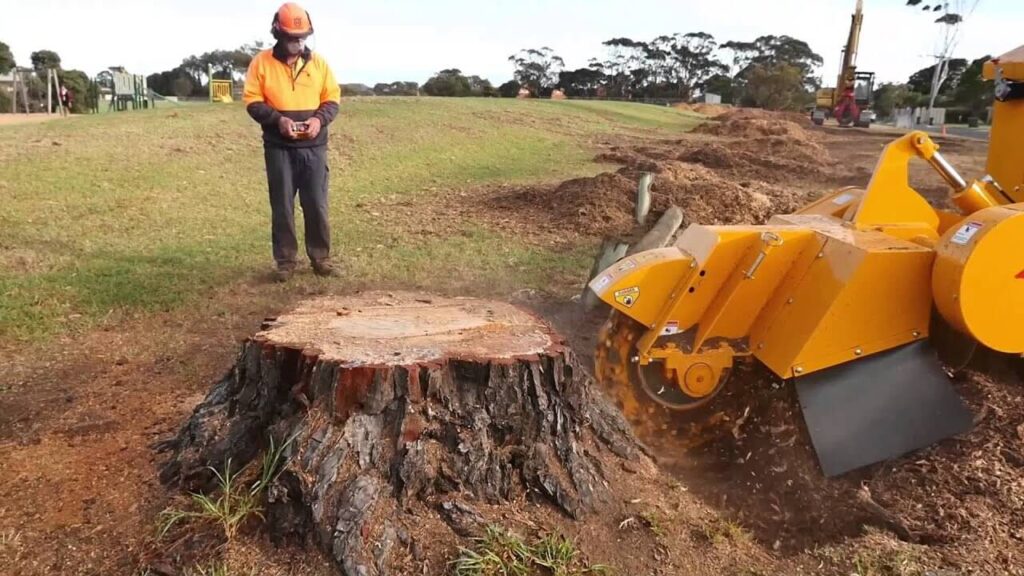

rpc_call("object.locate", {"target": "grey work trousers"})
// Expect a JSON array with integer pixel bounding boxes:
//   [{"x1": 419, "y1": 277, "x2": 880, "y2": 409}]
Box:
[{"x1": 264, "y1": 144, "x2": 331, "y2": 269}]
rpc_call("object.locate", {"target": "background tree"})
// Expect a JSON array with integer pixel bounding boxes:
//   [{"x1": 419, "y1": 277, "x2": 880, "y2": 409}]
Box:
[
  {"x1": 467, "y1": 75, "x2": 498, "y2": 97},
  {"x1": 657, "y1": 32, "x2": 728, "y2": 99},
  {"x1": 557, "y1": 68, "x2": 605, "y2": 97},
  {"x1": 422, "y1": 68, "x2": 472, "y2": 97},
  {"x1": 871, "y1": 82, "x2": 923, "y2": 118},
  {"x1": 180, "y1": 55, "x2": 206, "y2": 89},
  {"x1": 172, "y1": 75, "x2": 195, "y2": 98},
  {"x1": 30, "y1": 49, "x2": 61, "y2": 73},
  {"x1": 26, "y1": 50, "x2": 65, "y2": 113},
  {"x1": 951, "y1": 54, "x2": 993, "y2": 117},
  {"x1": 508, "y1": 47, "x2": 564, "y2": 97},
  {"x1": 498, "y1": 80, "x2": 521, "y2": 98},
  {"x1": 703, "y1": 73, "x2": 736, "y2": 103},
  {"x1": 0, "y1": 40, "x2": 13, "y2": 112},
  {"x1": 341, "y1": 83, "x2": 374, "y2": 96},
  {"x1": 373, "y1": 81, "x2": 420, "y2": 96},
  {"x1": 743, "y1": 63, "x2": 809, "y2": 110},
  {"x1": 723, "y1": 35, "x2": 823, "y2": 90},
  {"x1": 598, "y1": 38, "x2": 648, "y2": 98},
  {"x1": 199, "y1": 48, "x2": 253, "y2": 81},
  {"x1": 0, "y1": 41, "x2": 15, "y2": 75},
  {"x1": 907, "y1": 58, "x2": 967, "y2": 95},
  {"x1": 147, "y1": 68, "x2": 191, "y2": 97},
  {"x1": 57, "y1": 69, "x2": 91, "y2": 112},
  {"x1": 240, "y1": 40, "x2": 266, "y2": 57},
  {"x1": 721, "y1": 35, "x2": 822, "y2": 107},
  {"x1": 95, "y1": 70, "x2": 114, "y2": 91}
]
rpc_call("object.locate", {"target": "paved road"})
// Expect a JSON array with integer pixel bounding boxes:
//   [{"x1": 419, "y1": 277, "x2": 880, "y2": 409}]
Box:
[
  {"x1": 824, "y1": 122, "x2": 991, "y2": 142},
  {"x1": 916, "y1": 124, "x2": 990, "y2": 141}
]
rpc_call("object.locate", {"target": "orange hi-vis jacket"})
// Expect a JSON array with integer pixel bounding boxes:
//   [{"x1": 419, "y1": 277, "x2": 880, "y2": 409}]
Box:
[{"x1": 244, "y1": 45, "x2": 341, "y2": 148}]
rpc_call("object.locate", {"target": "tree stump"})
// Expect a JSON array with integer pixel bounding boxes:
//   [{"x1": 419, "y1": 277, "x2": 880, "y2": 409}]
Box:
[{"x1": 159, "y1": 292, "x2": 651, "y2": 574}]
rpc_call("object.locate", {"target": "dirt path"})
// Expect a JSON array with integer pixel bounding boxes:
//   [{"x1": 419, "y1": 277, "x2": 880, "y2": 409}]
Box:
[
  {"x1": 0, "y1": 114, "x2": 68, "y2": 127},
  {"x1": 0, "y1": 111, "x2": 1012, "y2": 576}
]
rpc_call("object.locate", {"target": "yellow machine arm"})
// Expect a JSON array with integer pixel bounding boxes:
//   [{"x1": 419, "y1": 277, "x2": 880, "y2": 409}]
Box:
[{"x1": 591, "y1": 47, "x2": 1024, "y2": 474}]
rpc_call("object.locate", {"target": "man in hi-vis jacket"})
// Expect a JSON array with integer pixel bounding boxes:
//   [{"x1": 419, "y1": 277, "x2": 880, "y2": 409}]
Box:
[{"x1": 244, "y1": 2, "x2": 342, "y2": 281}]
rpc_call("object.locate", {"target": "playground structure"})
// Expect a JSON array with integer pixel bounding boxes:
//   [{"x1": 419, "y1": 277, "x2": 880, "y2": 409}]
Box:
[
  {"x1": 11, "y1": 66, "x2": 162, "y2": 115},
  {"x1": 109, "y1": 70, "x2": 153, "y2": 111},
  {"x1": 210, "y1": 79, "x2": 233, "y2": 103},
  {"x1": 207, "y1": 64, "x2": 241, "y2": 103},
  {"x1": 8, "y1": 68, "x2": 70, "y2": 115}
]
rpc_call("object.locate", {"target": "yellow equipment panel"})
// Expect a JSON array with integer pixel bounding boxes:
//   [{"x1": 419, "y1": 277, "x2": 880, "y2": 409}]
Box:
[
  {"x1": 983, "y1": 45, "x2": 1024, "y2": 202},
  {"x1": 933, "y1": 204, "x2": 1024, "y2": 353},
  {"x1": 751, "y1": 215, "x2": 934, "y2": 378},
  {"x1": 587, "y1": 247, "x2": 694, "y2": 328}
]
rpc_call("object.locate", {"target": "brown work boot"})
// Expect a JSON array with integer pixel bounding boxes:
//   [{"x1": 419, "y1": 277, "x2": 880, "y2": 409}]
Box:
[
  {"x1": 273, "y1": 264, "x2": 295, "y2": 283},
  {"x1": 312, "y1": 260, "x2": 341, "y2": 278}
]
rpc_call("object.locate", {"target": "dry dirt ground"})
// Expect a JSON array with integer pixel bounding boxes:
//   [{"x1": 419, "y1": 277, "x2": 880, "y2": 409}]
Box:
[
  {"x1": 3, "y1": 109, "x2": 1019, "y2": 576},
  {"x1": 0, "y1": 113, "x2": 68, "y2": 127}
]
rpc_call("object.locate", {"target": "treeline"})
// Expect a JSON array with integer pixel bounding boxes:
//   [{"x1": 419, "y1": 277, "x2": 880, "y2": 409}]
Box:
[
  {"x1": 872, "y1": 55, "x2": 993, "y2": 122},
  {"x1": 6, "y1": 31, "x2": 994, "y2": 119},
  {"x1": 507, "y1": 34, "x2": 823, "y2": 108},
  {"x1": 115, "y1": 27, "x2": 1000, "y2": 117},
  {"x1": 0, "y1": 43, "x2": 95, "y2": 113},
  {"x1": 146, "y1": 43, "x2": 265, "y2": 98},
  {"x1": 372, "y1": 34, "x2": 823, "y2": 108},
  {"x1": 354, "y1": 33, "x2": 826, "y2": 109}
]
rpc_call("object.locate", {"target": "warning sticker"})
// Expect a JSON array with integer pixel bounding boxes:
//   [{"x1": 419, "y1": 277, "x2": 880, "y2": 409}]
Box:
[
  {"x1": 661, "y1": 321, "x2": 680, "y2": 336},
  {"x1": 593, "y1": 275, "x2": 612, "y2": 291},
  {"x1": 614, "y1": 286, "x2": 640, "y2": 308},
  {"x1": 832, "y1": 192, "x2": 855, "y2": 205},
  {"x1": 615, "y1": 260, "x2": 637, "y2": 273},
  {"x1": 951, "y1": 221, "x2": 984, "y2": 245}
]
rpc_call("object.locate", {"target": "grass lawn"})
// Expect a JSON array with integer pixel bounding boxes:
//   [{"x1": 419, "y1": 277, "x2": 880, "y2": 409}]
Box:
[{"x1": 0, "y1": 97, "x2": 701, "y2": 343}]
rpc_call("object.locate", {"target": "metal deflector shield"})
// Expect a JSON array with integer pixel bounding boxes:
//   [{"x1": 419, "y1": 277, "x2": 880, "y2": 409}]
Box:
[{"x1": 796, "y1": 341, "x2": 974, "y2": 477}]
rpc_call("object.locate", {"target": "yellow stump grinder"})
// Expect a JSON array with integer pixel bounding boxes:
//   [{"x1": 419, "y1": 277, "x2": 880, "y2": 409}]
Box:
[{"x1": 590, "y1": 45, "x2": 1024, "y2": 477}]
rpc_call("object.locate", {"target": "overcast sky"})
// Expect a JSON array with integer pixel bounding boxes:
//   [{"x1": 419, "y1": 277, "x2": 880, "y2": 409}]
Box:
[{"x1": 2, "y1": 0, "x2": 1021, "y2": 87}]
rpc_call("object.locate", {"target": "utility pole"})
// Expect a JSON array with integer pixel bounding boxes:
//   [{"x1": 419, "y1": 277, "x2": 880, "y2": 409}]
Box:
[
  {"x1": 908, "y1": 0, "x2": 981, "y2": 119},
  {"x1": 927, "y1": 12, "x2": 959, "y2": 117}
]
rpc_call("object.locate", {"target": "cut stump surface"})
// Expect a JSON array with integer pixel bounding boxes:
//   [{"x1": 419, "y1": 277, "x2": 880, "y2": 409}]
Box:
[
  {"x1": 159, "y1": 292, "x2": 652, "y2": 575},
  {"x1": 263, "y1": 295, "x2": 560, "y2": 364}
]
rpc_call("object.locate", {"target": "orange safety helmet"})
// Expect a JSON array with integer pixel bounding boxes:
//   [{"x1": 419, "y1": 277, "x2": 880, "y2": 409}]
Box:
[{"x1": 271, "y1": 3, "x2": 314, "y2": 38}]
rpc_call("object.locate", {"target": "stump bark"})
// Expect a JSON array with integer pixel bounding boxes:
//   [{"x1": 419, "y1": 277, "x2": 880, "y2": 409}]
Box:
[{"x1": 159, "y1": 292, "x2": 651, "y2": 575}]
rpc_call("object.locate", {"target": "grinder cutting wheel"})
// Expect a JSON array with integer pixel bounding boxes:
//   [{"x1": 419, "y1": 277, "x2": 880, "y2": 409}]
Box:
[{"x1": 590, "y1": 44, "x2": 1024, "y2": 477}]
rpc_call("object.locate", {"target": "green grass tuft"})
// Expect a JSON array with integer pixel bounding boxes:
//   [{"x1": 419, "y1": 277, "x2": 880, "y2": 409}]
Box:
[
  {"x1": 451, "y1": 525, "x2": 613, "y2": 576},
  {"x1": 697, "y1": 517, "x2": 751, "y2": 546},
  {"x1": 158, "y1": 433, "x2": 295, "y2": 542}
]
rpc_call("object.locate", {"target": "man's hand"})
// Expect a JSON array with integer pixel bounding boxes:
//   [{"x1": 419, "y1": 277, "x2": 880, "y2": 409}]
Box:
[
  {"x1": 304, "y1": 117, "x2": 322, "y2": 139},
  {"x1": 277, "y1": 116, "x2": 296, "y2": 138}
]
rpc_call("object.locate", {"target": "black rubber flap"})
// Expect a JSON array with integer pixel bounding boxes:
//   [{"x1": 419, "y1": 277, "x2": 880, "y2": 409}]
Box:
[{"x1": 796, "y1": 341, "x2": 974, "y2": 477}]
